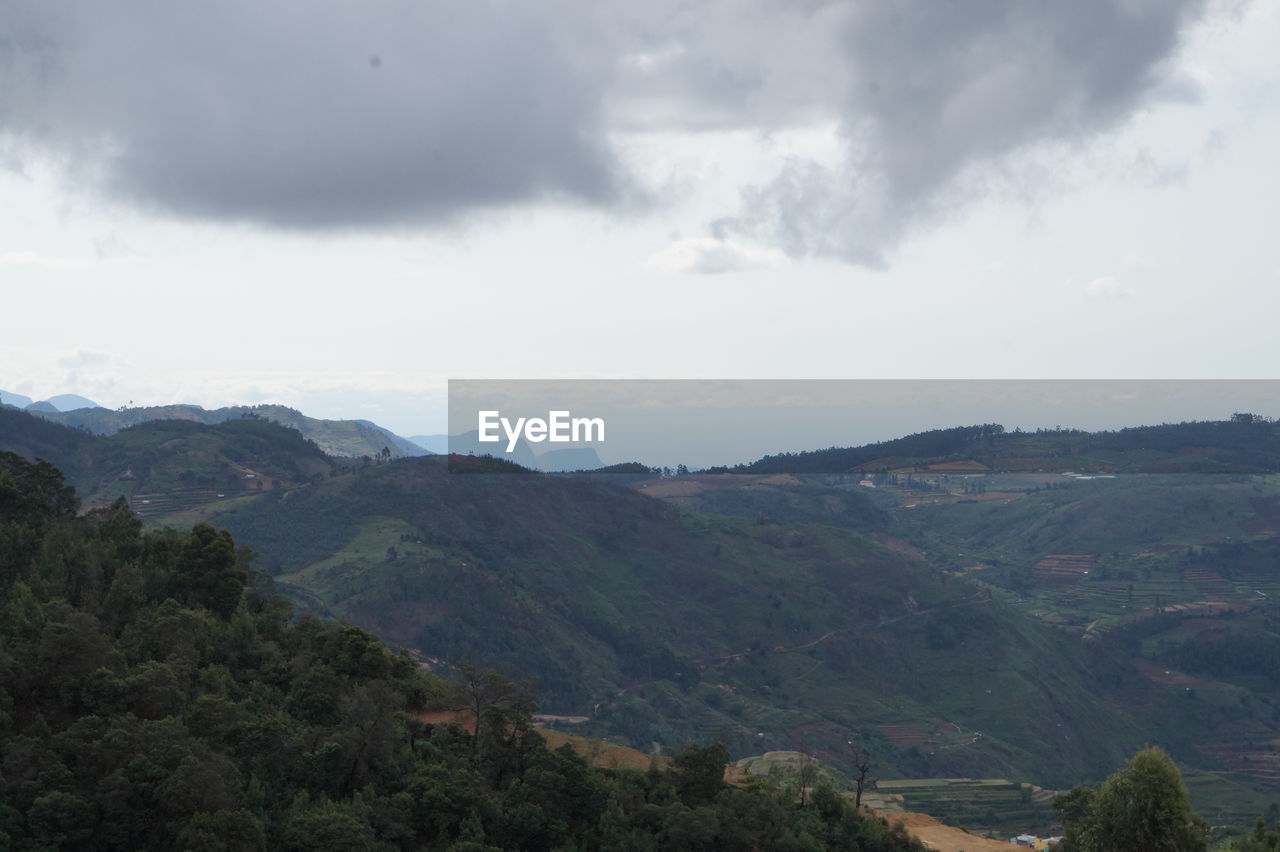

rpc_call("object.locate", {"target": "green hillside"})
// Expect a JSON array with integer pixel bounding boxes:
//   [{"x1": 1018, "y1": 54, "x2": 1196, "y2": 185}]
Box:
[
  {"x1": 0, "y1": 405, "x2": 98, "y2": 479},
  {"x1": 193, "y1": 455, "x2": 1280, "y2": 826},
  {"x1": 731, "y1": 418, "x2": 1280, "y2": 475},
  {"x1": 27, "y1": 402, "x2": 426, "y2": 459},
  {"x1": 194, "y1": 458, "x2": 1174, "y2": 789},
  {"x1": 0, "y1": 406, "x2": 337, "y2": 521},
  {"x1": 7, "y1": 408, "x2": 1280, "y2": 834},
  {"x1": 0, "y1": 451, "x2": 929, "y2": 852}
]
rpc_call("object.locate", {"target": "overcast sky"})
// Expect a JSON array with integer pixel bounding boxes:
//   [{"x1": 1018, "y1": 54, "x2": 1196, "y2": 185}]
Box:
[{"x1": 2, "y1": 0, "x2": 1278, "y2": 438}]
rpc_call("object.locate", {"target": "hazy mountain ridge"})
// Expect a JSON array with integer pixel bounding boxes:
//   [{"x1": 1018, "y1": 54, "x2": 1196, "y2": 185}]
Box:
[
  {"x1": 0, "y1": 389, "x2": 99, "y2": 411},
  {"x1": 727, "y1": 418, "x2": 1280, "y2": 475}
]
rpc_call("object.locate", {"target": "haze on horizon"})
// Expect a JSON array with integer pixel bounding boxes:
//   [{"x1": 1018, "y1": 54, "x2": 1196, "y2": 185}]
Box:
[{"x1": 3, "y1": 1, "x2": 1278, "y2": 437}]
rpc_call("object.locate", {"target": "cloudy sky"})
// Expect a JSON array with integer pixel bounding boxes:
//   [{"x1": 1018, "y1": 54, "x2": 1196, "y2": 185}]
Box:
[{"x1": 2, "y1": 0, "x2": 1278, "y2": 437}]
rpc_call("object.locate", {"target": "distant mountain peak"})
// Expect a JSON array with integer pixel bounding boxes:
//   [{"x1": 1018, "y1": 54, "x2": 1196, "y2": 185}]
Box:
[
  {"x1": 0, "y1": 389, "x2": 34, "y2": 408},
  {"x1": 2, "y1": 391, "x2": 101, "y2": 412},
  {"x1": 47, "y1": 393, "x2": 101, "y2": 411}
]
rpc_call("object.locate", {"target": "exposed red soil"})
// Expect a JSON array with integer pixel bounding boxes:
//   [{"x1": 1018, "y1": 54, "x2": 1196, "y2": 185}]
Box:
[
  {"x1": 1033, "y1": 554, "x2": 1096, "y2": 583},
  {"x1": 876, "y1": 810, "x2": 1015, "y2": 852}
]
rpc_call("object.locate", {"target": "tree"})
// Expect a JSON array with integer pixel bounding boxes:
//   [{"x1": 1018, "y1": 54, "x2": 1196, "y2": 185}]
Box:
[
  {"x1": 849, "y1": 745, "x2": 874, "y2": 809},
  {"x1": 1058, "y1": 747, "x2": 1206, "y2": 852},
  {"x1": 455, "y1": 666, "x2": 535, "y2": 761},
  {"x1": 672, "y1": 742, "x2": 728, "y2": 807},
  {"x1": 175, "y1": 523, "x2": 247, "y2": 619},
  {"x1": 1232, "y1": 817, "x2": 1280, "y2": 852},
  {"x1": 797, "y1": 745, "x2": 818, "y2": 806}
]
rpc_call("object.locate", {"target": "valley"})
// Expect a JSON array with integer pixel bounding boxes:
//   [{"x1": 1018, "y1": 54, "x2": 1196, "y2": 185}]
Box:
[{"x1": 4, "y1": 404, "x2": 1280, "y2": 840}]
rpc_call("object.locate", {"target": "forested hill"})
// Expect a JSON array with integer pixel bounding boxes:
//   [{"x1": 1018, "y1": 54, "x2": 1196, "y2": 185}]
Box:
[
  {"x1": 197, "y1": 454, "x2": 1171, "y2": 794},
  {"x1": 0, "y1": 405, "x2": 337, "y2": 512},
  {"x1": 0, "y1": 404, "x2": 97, "y2": 472},
  {"x1": 728, "y1": 416, "x2": 1280, "y2": 474},
  {"x1": 10, "y1": 405, "x2": 1280, "y2": 831},
  {"x1": 11, "y1": 401, "x2": 427, "y2": 459},
  {"x1": 0, "y1": 450, "x2": 928, "y2": 851}
]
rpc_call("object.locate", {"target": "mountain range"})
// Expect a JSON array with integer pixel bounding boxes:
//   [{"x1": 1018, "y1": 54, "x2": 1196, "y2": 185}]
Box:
[
  {"x1": 3, "y1": 404, "x2": 1280, "y2": 834},
  {"x1": 1, "y1": 393, "x2": 431, "y2": 459},
  {"x1": 1, "y1": 392, "x2": 608, "y2": 472},
  {"x1": 0, "y1": 389, "x2": 101, "y2": 411}
]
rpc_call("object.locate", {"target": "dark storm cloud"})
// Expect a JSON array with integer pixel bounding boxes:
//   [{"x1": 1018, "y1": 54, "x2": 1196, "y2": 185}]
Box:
[
  {"x1": 0, "y1": 1, "x2": 1213, "y2": 253},
  {"x1": 0, "y1": 1, "x2": 620, "y2": 227}
]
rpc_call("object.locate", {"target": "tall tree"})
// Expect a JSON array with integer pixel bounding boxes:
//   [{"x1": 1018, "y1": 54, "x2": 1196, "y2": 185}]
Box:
[{"x1": 1058, "y1": 747, "x2": 1207, "y2": 852}]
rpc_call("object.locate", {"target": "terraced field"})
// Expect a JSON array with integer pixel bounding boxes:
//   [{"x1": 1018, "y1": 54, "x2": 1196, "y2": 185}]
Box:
[
  {"x1": 1180, "y1": 767, "x2": 1279, "y2": 829},
  {"x1": 1197, "y1": 736, "x2": 1280, "y2": 786},
  {"x1": 126, "y1": 487, "x2": 238, "y2": 520},
  {"x1": 875, "y1": 719, "x2": 981, "y2": 753},
  {"x1": 1033, "y1": 553, "x2": 1097, "y2": 583},
  {"x1": 872, "y1": 777, "x2": 1057, "y2": 837}
]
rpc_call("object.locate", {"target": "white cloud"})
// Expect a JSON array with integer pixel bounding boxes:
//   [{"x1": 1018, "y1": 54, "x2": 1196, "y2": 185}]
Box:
[{"x1": 645, "y1": 237, "x2": 786, "y2": 275}]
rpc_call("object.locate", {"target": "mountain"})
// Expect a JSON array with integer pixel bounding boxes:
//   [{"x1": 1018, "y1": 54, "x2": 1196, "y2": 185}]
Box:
[
  {"x1": 0, "y1": 405, "x2": 336, "y2": 520},
  {"x1": 198, "y1": 456, "x2": 1155, "y2": 791},
  {"x1": 0, "y1": 391, "x2": 100, "y2": 411},
  {"x1": 0, "y1": 403, "x2": 97, "y2": 474},
  {"x1": 0, "y1": 389, "x2": 33, "y2": 408},
  {"x1": 27, "y1": 402, "x2": 425, "y2": 459},
  {"x1": 351, "y1": 418, "x2": 432, "y2": 456},
  {"x1": 727, "y1": 419, "x2": 1280, "y2": 475},
  {"x1": 6, "y1": 406, "x2": 1280, "y2": 832},
  {"x1": 46, "y1": 392, "x2": 101, "y2": 411},
  {"x1": 186, "y1": 426, "x2": 1280, "y2": 828},
  {"x1": 1, "y1": 449, "x2": 931, "y2": 852}
]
